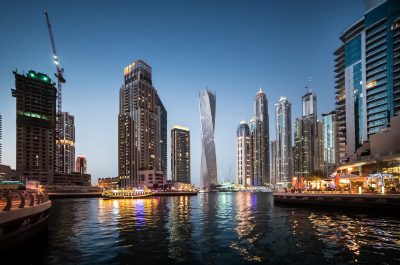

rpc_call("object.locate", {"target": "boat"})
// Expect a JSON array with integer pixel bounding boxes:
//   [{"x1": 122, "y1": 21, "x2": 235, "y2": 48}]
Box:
[{"x1": 102, "y1": 188, "x2": 153, "y2": 199}]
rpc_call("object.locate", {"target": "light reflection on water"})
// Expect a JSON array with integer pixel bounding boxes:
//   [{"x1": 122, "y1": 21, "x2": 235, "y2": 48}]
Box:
[{"x1": 12, "y1": 193, "x2": 400, "y2": 265}]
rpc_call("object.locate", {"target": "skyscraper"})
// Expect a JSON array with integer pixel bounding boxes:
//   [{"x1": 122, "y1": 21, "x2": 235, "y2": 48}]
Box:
[
  {"x1": 118, "y1": 60, "x2": 166, "y2": 188},
  {"x1": 236, "y1": 120, "x2": 251, "y2": 186},
  {"x1": 75, "y1": 155, "x2": 87, "y2": 174},
  {"x1": 171, "y1": 125, "x2": 191, "y2": 184},
  {"x1": 12, "y1": 70, "x2": 57, "y2": 184},
  {"x1": 294, "y1": 91, "x2": 323, "y2": 178},
  {"x1": 275, "y1": 96, "x2": 292, "y2": 183},
  {"x1": 252, "y1": 89, "x2": 270, "y2": 185},
  {"x1": 199, "y1": 89, "x2": 217, "y2": 191},
  {"x1": 270, "y1": 140, "x2": 277, "y2": 185},
  {"x1": 158, "y1": 95, "x2": 168, "y2": 179},
  {"x1": 322, "y1": 111, "x2": 337, "y2": 175},
  {"x1": 334, "y1": 0, "x2": 400, "y2": 163},
  {"x1": 56, "y1": 112, "x2": 75, "y2": 174}
]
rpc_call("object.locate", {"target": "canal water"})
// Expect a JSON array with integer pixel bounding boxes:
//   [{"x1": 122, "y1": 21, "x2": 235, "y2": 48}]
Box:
[{"x1": 16, "y1": 192, "x2": 400, "y2": 264}]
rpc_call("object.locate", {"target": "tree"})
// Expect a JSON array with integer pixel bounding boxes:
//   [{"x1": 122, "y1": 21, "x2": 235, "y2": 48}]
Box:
[{"x1": 305, "y1": 170, "x2": 325, "y2": 181}]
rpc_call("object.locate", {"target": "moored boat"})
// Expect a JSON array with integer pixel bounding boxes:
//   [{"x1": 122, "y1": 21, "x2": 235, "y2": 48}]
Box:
[{"x1": 102, "y1": 188, "x2": 153, "y2": 199}]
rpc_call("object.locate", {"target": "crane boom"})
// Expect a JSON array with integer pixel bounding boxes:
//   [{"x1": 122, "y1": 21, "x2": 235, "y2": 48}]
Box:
[{"x1": 44, "y1": 11, "x2": 65, "y2": 115}]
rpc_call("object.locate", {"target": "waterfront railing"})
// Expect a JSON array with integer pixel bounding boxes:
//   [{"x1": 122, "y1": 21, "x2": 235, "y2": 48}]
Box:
[{"x1": 0, "y1": 190, "x2": 49, "y2": 212}]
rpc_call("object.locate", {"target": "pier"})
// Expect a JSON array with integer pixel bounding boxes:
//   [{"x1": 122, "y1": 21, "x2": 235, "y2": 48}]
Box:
[{"x1": 273, "y1": 192, "x2": 400, "y2": 213}]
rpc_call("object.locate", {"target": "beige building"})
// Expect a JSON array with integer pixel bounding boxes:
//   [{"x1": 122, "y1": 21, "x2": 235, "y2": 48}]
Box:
[
  {"x1": 236, "y1": 120, "x2": 251, "y2": 186},
  {"x1": 118, "y1": 60, "x2": 167, "y2": 188}
]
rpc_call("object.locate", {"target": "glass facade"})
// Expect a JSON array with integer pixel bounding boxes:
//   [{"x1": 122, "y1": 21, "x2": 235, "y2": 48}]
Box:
[
  {"x1": 275, "y1": 97, "x2": 292, "y2": 183},
  {"x1": 364, "y1": 0, "x2": 400, "y2": 136},
  {"x1": 199, "y1": 89, "x2": 218, "y2": 190},
  {"x1": 335, "y1": 0, "x2": 400, "y2": 163},
  {"x1": 322, "y1": 112, "x2": 336, "y2": 175}
]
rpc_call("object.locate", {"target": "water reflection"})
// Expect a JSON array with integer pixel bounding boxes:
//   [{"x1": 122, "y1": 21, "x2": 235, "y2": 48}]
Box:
[
  {"x1": 166, "y1": 196, "x2": 194, "y2": 262},
  {"x1": 231, "y1": 192, "x2": 262, "y2": 262},
  {"x1": 308, "y1": 212, "x2": 400, "y2": 263}
]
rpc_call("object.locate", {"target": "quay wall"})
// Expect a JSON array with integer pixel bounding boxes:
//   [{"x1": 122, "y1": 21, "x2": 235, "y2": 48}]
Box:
[{"x1": 273, "y1": 193, "x2": 400, "y2": 213}]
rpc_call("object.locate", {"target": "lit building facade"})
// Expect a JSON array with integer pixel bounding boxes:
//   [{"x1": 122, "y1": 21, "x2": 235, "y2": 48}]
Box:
[
  {"x1": 158, "y1": 95, "x2": 168, "y2": 180},
  {"x1": 236, "y1": 120, "x2": 251, "y2": 186},
  {"x1": 252, "y1": 89, "x2": 270, "y2": 185},
  {"x1": 293, "y1": 92, "x2": 324, "y2": 178},
  {"x1": 275, "y1": 96, "x2": 292, "y2": 183},
  {"x1": 270, "y1": 140, "x2": 277, "y2": 185},
  {"x1": 171, "y1": 125, "x2": 191, "y2": 184},
  {"x1": 118, "y1": 60, "x2": 166, "y2": 188},
  {"x1": 75, "y1": 155, "x2": 87, "y2": 174},
  {"x1": 98, "y1": 177, "x2": 119, "y2": 189},
  {"x1": 199, "y1": 89, "x2": 218, "y2": 190},
  {"x1": 322, "y1": 111, "x2": 337, "y2": 175},
  {"x1": 334, "y1": 0, "x2": 400, "y2": 163},
  {"x1": 56, "y1": 112, "x2": 75, "y2": 174},
  {"x1": 12, "y1": 70, "x2": 57, "y2": 184}
]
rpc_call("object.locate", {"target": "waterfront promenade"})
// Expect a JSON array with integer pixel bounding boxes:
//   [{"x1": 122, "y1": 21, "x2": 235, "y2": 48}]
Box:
[
  {"x1": 274, "y1": 192, "x2": 400, "y2": 213},
  {"x1": 0, "y1": 190, "x2": 51, "y2": 249}
]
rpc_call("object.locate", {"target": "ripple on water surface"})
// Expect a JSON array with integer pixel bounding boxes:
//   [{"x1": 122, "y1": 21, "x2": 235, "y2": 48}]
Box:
[{"x1": 11, "y1": 193, "x2": 400, "y2": 265}]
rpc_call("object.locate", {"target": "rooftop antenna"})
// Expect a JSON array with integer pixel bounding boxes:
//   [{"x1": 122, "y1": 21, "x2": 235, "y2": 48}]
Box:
[{"x1": 305, "y1": 75, "x2": 312, "y2": 93}]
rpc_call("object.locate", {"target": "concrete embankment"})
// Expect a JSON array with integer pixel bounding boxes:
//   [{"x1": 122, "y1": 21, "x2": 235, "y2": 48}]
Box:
[
  {"x1": 153, "y1": 191, "x2": 198, "y2": 196},
  {"x1": 48, "y1": 192, "x2": 102, "y2": 199},
  {"x1": 273, "y1": 192, "x2": 400, "y2": 213}
]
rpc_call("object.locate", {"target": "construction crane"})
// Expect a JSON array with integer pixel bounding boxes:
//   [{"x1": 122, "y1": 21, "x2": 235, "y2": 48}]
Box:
[{"x1": 44, "y1": 11, "x2": 65, "y2": 114}]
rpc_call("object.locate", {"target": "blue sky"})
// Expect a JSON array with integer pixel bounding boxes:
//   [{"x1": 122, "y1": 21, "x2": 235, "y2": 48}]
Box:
[{"x1": 0, "y1": 0, "x2": 364, "y2": 186}]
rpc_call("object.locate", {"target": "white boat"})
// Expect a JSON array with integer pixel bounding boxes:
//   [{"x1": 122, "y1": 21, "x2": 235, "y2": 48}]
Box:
[{"x1": 102, "y1": 188, "x2": 153, "y2": 199}]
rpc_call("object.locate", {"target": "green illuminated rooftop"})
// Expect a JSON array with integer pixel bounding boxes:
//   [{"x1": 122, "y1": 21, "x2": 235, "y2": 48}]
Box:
[{"x1": 26, "y1": 70, "x2": 52, "y2": 84}]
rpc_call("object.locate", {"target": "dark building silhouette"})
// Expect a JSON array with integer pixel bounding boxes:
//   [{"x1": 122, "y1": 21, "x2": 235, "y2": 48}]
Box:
[
  {"x1": 12, "y1": 70, "x2": 57, "y2": 184},
  {"x1": 171, "y1": 125, "x2": 191, "y2": 184}
]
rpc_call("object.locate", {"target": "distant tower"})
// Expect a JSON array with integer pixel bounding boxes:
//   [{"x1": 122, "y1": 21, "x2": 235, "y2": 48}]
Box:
[
  {"x1": 75, "y1": 155, "x2": 87, "y2": 174},
  {"x1": 253, "y1": 88, "x2": 270, "y2": 185},
  {"x1": 199, "y1": 89, "x2": 217, "y2": 191},
  {"x1": 236, "y1": 120, "x2": 251, "y2": 186},
  {"x1": 294, "y1": 91, "x2": 323, "y2": 178},
  {"x1": 56, "y1": 112, "x2": 75, "y2": 174},
  {"x1": 322, "y1": 111, "x2": 337, "y2": 175},
  {"x1": 270, "y1": 140, "x2": 277, "y2": 185},
  {"x1": 12, "y1": 70, "x2": 57, "y2": 184},
  {"x1": 158, "y1": 95, "x2": 168, "y2": 179},
  {"x1": 171, "y1": 125, "x2": 191, "y2": 183},
  {"x1": 275, "y1": 96, "x2": 292, "y2": 183}
]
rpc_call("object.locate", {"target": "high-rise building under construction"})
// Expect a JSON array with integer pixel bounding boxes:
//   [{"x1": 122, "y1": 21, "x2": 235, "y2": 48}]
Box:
[{"x1": 12, "y1": 70, "x2": 57, "y2": 184}]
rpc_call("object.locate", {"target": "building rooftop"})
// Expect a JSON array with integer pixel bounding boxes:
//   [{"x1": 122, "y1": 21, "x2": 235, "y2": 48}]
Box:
[{"x1": 172, "y1": 125, "x2": 189, "y2": 131}]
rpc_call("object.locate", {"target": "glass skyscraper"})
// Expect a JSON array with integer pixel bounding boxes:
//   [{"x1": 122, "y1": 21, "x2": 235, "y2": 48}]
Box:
[
  {"x1": 253, "y1": 89, "x2": 270, "y2": 185},
  {"x1": 56, "y1": 112, "x2": 75, "y2": 174},
  {"x1": 294, "y1": 92, "x2": 323, "y2": 178},
  {"x1": 322, "y1": 111, "x2": 337, "y2": 175},
  {"x1": 199, "y1": 89, "x2": 217, "y2": 191},
  {"x1": 334, "y1": 0, "x2": 400, "y2": 163},
  {"x1": 275, "y1": 96, "x2": 292, "y2": 183}
]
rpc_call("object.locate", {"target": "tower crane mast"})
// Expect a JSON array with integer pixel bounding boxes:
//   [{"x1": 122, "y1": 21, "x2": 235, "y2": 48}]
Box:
[{"x1": 44, "y1": 11, "x2": 65, "y2": 114}]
